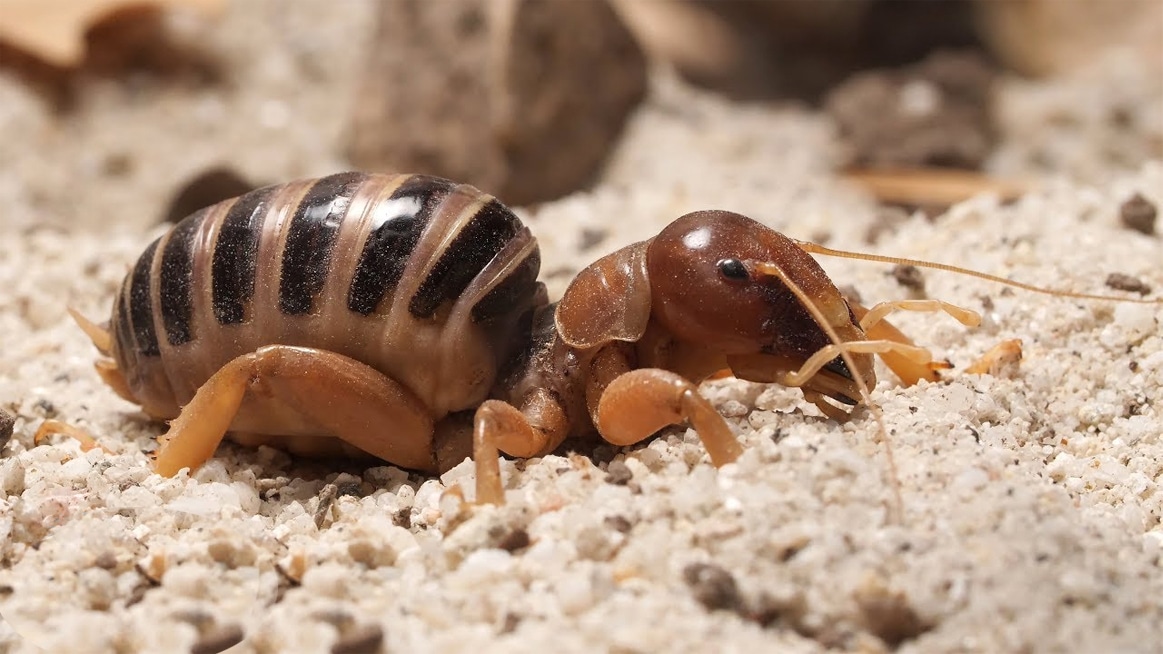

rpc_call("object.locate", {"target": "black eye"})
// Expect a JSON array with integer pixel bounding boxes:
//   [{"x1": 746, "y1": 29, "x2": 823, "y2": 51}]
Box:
[{"x1": 716, "y1": 258, "x2": 748, "y2": 283}]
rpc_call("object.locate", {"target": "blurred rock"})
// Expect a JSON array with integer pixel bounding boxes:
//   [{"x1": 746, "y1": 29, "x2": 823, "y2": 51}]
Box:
[
  {"x1": 0, "y1": 407, "x2": 15, "y2": 450},
  {"x1": 974, "y1": 0, "x2": 1163, "y2": 77},
  {"x1": 0, "y1": 0, "x2": 224, "y2": 68},
  {"x1": 345, "y1": 0, "x2": 646, "y2": 206},
  {"x1": 615, "y1": 1, "x2": 1162, "y2": 99},
  {"x1": 1119, "y1": 193, "x2": 1156, "y2": 236},
  {"x1": 163, "y1": 166, "x2": 258, "y2": 223},
  {"x1": 825, "y1": 51, "x2": 997, "y2": 170},
  {"x1": 613, "y1": 0, "x2": 868, "y2": 101},
  {"x1": 612, "y1": 0, "x2": 980, "y2": 101}
]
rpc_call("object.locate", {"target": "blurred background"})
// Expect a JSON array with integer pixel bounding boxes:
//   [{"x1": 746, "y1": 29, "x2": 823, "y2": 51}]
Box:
[{"x1": 0, "y1": 0, "x2": 1160, "y2": 230}]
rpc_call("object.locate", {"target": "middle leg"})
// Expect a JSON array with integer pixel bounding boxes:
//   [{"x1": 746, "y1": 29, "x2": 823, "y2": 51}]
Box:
[{"x1": 471, "y1": 390, "x2": 570, "y2": 504}]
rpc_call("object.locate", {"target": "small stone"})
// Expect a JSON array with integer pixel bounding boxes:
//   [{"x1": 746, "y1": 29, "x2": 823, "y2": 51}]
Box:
[
  {"x1": 826, "y1": 51, "x2": 997, "y2": 170},
  {"x1": 1119, "y1": 193, "x2": 1157, "y2": 235},
  {"x1": 93, "y1": 551, "x2": 118, "y2": 570},
  {"x1": 77, "y1": 567, "x2": 117, "y2": 611},
  {"x1": 891, "y1": 264, "x2": 926, "y2": 294},
  {"x1": 575, "y1": 524, "x2": 618, "y2": 561},
  {"x1": 578, "y1": 227, "x2": 609, "y2": 252},
  {"x1": 335, "y1": 480, "x2": 363, "y2": 499},
  {"x1": 975, "y1": 0, "x2": 1163, "y2": 76},
  {"x1": 207, "y1": 538, "x2": 256, "y2": 568},
  {"x1": 1, "y1": 459, "x2": 25, "y2": 496},
  {"x1": 605, "y1": 460, "x2": 633, "y2": 486},
  {"x1": 347, "y1": 539, "x2": 396, "y2": 568},
  {"x1": 189, "y1": 623, "x2": 245, "y2": 654},
  {"x1": 331, "y1": 622, "x2": 384, "y2": 654},
  {"x1": 495, "y1": 527, "x2": 531, "y2": 553},
  {"x1": 604, "y1": 515, "x2": 633, "y2": 533},
  {"x1": 0, "y1": 407, "x2": 15, "y2": 449},
  {"x1": 33, "y1": 399, "x2": 56, "y2": 418},
  {"x1": 315, "y1": 483, "x2": 338, "y2": 529},
  {"x1": 1105, "y1": 273, "x2": 1152, "y2": 296},
  {"x1": 683, "y1": 562, "x2": 742, "y2": 612},
  {"x1": 345, "y1": 0, "x2": 646, "y2": 205},
  {"x1": 854, "y1": 576, "x2": 932, "y2": 647}
]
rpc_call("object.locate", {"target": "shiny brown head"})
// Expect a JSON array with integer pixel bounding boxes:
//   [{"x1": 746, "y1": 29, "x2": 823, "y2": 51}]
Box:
[{"x1": 645, "y1": 210, "x2": 875, "y2": 406}]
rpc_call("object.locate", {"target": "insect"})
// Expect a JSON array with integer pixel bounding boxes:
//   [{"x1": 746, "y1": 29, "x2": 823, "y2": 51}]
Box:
[{"x1": 48, "y1": 171, "x2": 1160, "y2": 507}]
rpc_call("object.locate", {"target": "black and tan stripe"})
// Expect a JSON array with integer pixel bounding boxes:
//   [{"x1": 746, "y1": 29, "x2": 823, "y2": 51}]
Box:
[
  {"x1": 407, "y1": 197, "x2": 527, "y2": 319},
  {"x1": 116, "y1": 172, "x2": 541, "y2": 359},
  {"x1": 211, "y1": 184, "x2": 277, "y2": 325},
  {"x1": 127, "y1": 238, "x2": 162, "y2": 356},
  {"x1": 157, "y1": 208, "x2": 205, "y2": 347},
  {"x1": 278, "y1": 172, "x2": 368, "y2": 315},
  {"x1": 346, "y1": 175, "x2": 455, "y2": 315},
  {"x1": 470, "y1": 245, "x2": 540, "y2": 323}
]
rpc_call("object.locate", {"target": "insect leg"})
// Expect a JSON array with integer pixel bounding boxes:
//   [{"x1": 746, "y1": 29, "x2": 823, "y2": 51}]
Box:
[
  {"x1": 153, "y1": 345, "x2": 435, "y2": 476},
  {"x1": 594, "y1": 366, "x2": 744, "y2": 468},
  {"x1": 856, "y1": 299, "x2": 980, "y2": 332},
  {"x1": 848, "y1": 301, "x2": 962, "y2": 385},
  {"x1": 68, "y1": 307, "x2": 113, "y2": 355},
  {"x1": 471, "y1": 390, "x2": 570, "y2": 504}
]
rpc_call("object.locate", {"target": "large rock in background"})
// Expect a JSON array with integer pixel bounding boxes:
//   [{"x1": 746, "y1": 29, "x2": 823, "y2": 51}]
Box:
[
  {"x1": 612, "y1": 0, "x2": 977, "y2": 101},
  {"x1": 614, "y1": 0, "x2": 1161, "y2": 102},
  {"x1": 345, "y1": 0, "x2": 647, "y2": 206},
  {"x1": 974, "y1": 0, "x2": 1163, "y2": 77}
]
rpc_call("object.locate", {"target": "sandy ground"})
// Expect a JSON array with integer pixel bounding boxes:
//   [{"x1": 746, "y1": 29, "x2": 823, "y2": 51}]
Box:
[{"x1": 2, "y1": 3, "x2": 1163, "y2": 654}]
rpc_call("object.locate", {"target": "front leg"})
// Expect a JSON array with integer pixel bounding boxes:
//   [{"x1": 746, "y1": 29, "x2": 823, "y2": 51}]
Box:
[
  {"x1": 594, "y1": 368, "x2": 744, "y2": 467},
  {"x1": 587, "y1": 341, "x2": 742, "y2": 466}
]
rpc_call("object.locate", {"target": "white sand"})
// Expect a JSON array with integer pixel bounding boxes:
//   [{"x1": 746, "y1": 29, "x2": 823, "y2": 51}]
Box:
[{"x1": 2, "y1": 5, "x2": 1162, "y2": 653}]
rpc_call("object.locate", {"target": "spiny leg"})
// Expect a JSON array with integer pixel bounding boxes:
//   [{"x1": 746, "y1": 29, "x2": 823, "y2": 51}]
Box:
[
  {"x1": 68, "y1": 305, "x2": 140, "y2": 404},
  {"x1": 68, "y1": 307, "x2": 113, "y2": 354},
  {"x1": 154, "y1": 345, "x2": 435, "y2": 476},
  {"x1": 468, "y1": 344, "x2": 633, "y2": 504},
  {"x1": 472, "y1": 390, "x2": 570, "y2": 504}
]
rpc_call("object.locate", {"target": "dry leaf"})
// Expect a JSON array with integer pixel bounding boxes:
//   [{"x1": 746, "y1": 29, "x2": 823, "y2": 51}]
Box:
[
  {"x1": 844, "y1": 168, "x2": 1030, "y2": 208},
  {"x1": 0, "y1": 0, "x2": 224, "y2": 67},
  {"x1": 965, "y1": 339, "x2": 1023, "y2": 377}
]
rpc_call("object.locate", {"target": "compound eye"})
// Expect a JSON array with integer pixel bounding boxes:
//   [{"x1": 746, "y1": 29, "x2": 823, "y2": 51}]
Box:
[{"x1": 716, "y1": 258, "x2": 749, "y2": 283}]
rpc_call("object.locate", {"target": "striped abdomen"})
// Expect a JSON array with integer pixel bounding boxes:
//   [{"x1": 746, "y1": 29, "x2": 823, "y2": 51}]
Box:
[{"x1": 110, "y1": 172, "x2": 543, "y2": 420}]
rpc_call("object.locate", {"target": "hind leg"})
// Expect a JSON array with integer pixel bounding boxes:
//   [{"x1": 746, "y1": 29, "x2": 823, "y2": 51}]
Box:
[{"x1": 153, "y1": 345, "x2": 435, "y2": 476}]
